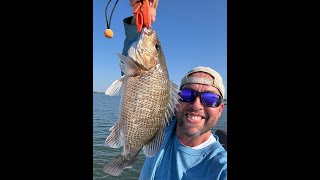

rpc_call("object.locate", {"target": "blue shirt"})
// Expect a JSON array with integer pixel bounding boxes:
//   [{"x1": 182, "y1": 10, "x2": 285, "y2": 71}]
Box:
[
  {"x1": 122, "y1": 16, "x2": 140, "y2": 57},
  {"x1": 138, "y1": 117, "x2": 227, "y2": 180}
]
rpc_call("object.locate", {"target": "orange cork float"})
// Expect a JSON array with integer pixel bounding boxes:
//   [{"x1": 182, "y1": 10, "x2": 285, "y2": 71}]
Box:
[
  {"x1": 133, "y1": 0, "x2": 151, "y2": 33},
  {"x1": 104, "y1": 29, "x2": 114, "y2": 38},
  {"x1": 104, "y1": 0, "x2": 119, "y2": 39}
]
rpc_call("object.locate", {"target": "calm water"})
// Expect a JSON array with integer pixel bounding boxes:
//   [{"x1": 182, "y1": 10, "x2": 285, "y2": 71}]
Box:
[{"x1": 93, "y1": 93, "x2": 227, "y2": 180}]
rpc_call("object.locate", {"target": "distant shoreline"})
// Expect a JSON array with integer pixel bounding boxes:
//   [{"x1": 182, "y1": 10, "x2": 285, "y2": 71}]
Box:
[{"x1": 94, "y1": 92, "x2": 227, "y2": 104}]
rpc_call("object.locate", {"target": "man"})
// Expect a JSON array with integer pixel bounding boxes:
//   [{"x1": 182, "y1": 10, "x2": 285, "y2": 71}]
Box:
[
  {"x1": 139, "y1": 66, "x2": 227, "y2": 180},
  {"x1": 122, "y1": 1, "x2": 227, "y2": 179}
]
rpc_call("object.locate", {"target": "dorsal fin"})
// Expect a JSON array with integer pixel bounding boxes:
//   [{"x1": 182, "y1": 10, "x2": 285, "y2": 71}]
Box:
[
  {"x1": 163, "y1": 81, "x2": 180, "y2": 126},
  {"x1": 142, "y1": 127, "x2": 165, "y2": 157}
]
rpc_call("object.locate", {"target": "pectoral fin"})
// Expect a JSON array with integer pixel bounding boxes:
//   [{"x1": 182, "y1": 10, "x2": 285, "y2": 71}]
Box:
[{"x1": 105, "y1": 76, "x2": 124, "y2": 96}]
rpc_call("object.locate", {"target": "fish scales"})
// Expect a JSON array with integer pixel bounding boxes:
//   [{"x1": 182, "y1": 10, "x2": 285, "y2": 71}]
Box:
[
  {"x1": 121, "y1": 67, "x2": 169, "y2": 152},
  {"x1": 103, "y1": 27, "x2": 180, "y2": 176}
]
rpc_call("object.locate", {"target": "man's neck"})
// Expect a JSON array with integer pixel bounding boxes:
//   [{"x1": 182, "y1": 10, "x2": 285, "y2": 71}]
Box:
[{"x1": 176, "y1": 131, "x2": 212, "y2": 147}]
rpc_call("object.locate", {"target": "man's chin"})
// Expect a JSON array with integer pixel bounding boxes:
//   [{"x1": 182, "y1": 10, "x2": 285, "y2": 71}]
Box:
[{"x1": 180, "y1": 127, "x2": 201, "y2": 137}]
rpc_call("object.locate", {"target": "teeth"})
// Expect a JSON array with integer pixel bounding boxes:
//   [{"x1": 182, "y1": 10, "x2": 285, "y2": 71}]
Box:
[{"x1": 187, "y1": 115, "x2": 202, "y2": 120}]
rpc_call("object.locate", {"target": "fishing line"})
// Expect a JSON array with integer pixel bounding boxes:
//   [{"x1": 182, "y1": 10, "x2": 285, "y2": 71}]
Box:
[{"x1": 104, "y1": 0, "x2": 119, "y2": 38}]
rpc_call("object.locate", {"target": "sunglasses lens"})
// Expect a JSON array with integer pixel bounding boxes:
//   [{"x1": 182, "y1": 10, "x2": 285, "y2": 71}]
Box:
[
  {"x1": 179, "y1": 89, "x2": 195, "y2": 102},
  {"x1": 179, "y1": 89, "x2": 222, "y2": 107},
  {"x1": 201, "y1": 92, "x2": 221, "y2": 107}
]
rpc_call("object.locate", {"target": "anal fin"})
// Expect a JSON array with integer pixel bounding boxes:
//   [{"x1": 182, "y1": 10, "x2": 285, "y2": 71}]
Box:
[{"x1": 105, "y1": 122, "x2": 124, "y2": 148}]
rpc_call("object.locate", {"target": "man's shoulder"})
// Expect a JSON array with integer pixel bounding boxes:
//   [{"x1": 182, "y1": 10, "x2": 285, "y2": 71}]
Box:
[
  {"x1": 123, "y1": 16, "x2": 133, "y2": 24},
  {"x1": 165, "y1": 116, "x2": 177, "y2": 133}
]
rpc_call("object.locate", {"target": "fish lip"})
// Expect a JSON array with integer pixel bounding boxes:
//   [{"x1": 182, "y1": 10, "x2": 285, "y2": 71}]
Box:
[
  {"x1": 141, "y1": 27, "x2": 155, "y2": 38},
  {"x1": 142, "y1": 27, "x2": 153, "y2": 34}
]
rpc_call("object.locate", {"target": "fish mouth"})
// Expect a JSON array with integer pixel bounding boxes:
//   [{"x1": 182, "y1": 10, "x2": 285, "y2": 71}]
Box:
[
  {"x1": 139, "y1": 28, "x2": 154, "y2": 44},
  {"x1": 141, "y1": 27, "x2": 155, "y2": 36},
  {"x1": 185, "y1": 113, "x2": 205, "y2": 124}
]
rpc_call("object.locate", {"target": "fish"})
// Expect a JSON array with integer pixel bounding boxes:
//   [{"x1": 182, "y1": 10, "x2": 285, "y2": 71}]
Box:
[{"x1": 103, "y1": 27, "x2": 180, "y2": 176}]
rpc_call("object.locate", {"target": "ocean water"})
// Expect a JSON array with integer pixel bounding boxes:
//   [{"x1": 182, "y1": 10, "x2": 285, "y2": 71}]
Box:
[{"x1": 93, "y1": 93, "x2": 227, "y2": 179}]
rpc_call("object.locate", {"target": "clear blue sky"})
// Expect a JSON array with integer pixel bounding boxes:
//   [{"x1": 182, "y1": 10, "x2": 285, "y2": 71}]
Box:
[{"x1": 93, "y1": 0, "x2": 227, "y2": 98}]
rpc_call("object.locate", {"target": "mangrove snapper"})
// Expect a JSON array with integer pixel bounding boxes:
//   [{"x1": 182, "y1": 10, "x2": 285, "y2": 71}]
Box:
[{"x1": 103, "y1": 27, "x2": 180, "y2": 176}]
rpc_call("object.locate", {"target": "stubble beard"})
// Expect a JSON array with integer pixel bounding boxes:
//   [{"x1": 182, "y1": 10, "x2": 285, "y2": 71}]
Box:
[{"x1": 176, "y1": 111, "x2": 212, "y2": 138}]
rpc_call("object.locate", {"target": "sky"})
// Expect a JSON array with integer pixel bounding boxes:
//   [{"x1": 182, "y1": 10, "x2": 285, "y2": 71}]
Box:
[{"x1": 93, "y1": 0, "x2": 227, "y2": 98}]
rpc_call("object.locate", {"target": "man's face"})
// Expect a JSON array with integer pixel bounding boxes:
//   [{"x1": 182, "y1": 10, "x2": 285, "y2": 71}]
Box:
[{"x1": 176, "y1": 72, "x2": 224, "y2": 138}]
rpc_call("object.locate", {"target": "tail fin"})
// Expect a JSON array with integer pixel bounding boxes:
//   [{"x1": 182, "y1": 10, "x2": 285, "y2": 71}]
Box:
[{"x1": 103, "y1": 153, "x2": 139, "y2": 176}]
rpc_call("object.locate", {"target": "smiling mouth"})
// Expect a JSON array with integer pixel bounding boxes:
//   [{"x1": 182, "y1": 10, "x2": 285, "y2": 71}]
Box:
[{"x1": 185, "y1": 113, "x2": 204, "y2": 123}]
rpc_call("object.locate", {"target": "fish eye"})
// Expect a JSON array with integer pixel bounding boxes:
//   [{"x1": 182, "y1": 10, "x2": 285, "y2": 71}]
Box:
[{"x1": 155, "y1": 44, "x2": 160, "y2": 50}]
